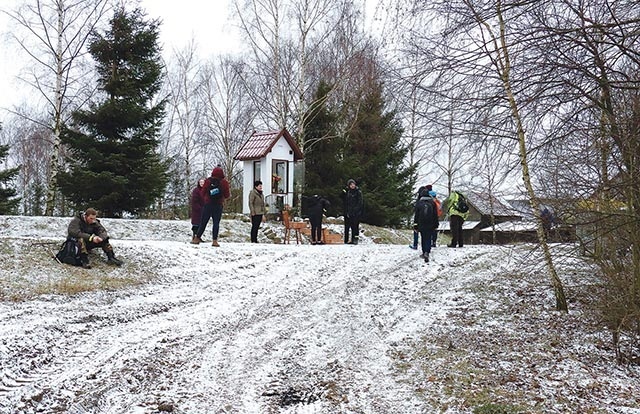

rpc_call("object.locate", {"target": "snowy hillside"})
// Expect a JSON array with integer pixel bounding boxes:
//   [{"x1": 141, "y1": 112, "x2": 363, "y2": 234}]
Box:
[{"x1": 0, "y1": 215, "x2": 638, "y2": 413}]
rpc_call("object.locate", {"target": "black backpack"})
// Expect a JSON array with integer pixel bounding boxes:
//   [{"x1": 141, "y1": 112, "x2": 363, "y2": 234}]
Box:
[
  {"x1": 209, "y1": 177, "x2": 222, "y2": 201},
  {"x1": 418, "y1": 198, "x2": 435, "y2": 225},
  {"x1": 455, "y1": 192, "x2": 469, "y2": 213},
  {"x1": 55, "y1": 237, "x2": 81, "y2": 266}
]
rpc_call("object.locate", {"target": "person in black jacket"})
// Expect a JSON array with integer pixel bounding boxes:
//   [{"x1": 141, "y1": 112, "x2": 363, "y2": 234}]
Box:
[
  {"x1": 413, "y1": 188, "x2": 439, "y2": 263},
  {"x1": 67, "y1": 208, "x2": 123, "y2": 268},
  {"x1": 342, "y1": 179, "x2": 364, "y2": 244},
  {"x1": 303, "y1": 195, "x2": 330, "y2": 244}
]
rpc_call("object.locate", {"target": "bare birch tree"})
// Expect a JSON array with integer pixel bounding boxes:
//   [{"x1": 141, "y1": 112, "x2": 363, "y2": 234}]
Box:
[
  {"x1": 391, "y1": 0, "x2": 568, "y2": 310},
  {"x1": 161, "y1": 41, "x2": 205, "y2": 209},
  {"x1": 4, "y1": 0, "x2": 110, "y2": 215},
  {"x1": 199, "y1": 56, "x2": 258, "y2": 188}
]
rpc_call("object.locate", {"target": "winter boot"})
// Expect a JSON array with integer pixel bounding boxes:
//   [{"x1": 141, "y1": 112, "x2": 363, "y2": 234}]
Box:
[
  {"x1": 211, "y1": 239, "x2": 220, "y2": 247},
  {"x1": 106, "y1": 252, "x2": 123, "y2": 267},
  {"x1": 352, "y1": 236, "x2": 359, "y2": 245},
  {"x1": 80, "y1": 254, "x2": 92, "y2": 269},
  {"x1": 423, "y1": 252, "x2": 430, "y2": 263},
  {"x1": 191, "y1": 236, "x2": 202, "y2": 245}
]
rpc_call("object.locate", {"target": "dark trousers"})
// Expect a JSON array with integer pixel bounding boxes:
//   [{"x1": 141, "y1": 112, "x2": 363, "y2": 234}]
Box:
[
  {"x1": 197, "y1": 203, "x2": 223, "y2": 240},
  {"x1": 191, "y1": 224, "x2": 199, "y2": 236},
  {"x1": 419, "y1": 228, "x2": 434, "y2": 255},
  {"x1": 450, "y1": 215, "x2": 464, "y2": 247},
  {"x1": 414, "y1": 229, "x2": 437, "y2": 247},
  {"x1": 78, "y1": 237, "x2": 113, "y2": 256},
  {"x1": 250, "y1": 214, "x2": 262, "y2": 243},
  {"x1": 344, "y1": 216, "x2": 360, "y2": 243},
  {"x1": 310, "y1": 215, "x2": 322, "y2": 242}
]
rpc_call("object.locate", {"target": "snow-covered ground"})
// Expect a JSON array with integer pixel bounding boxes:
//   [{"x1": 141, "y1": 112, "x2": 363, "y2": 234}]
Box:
[{"x1": 0, "y1": 215, "x2": 639, "y2": 413}]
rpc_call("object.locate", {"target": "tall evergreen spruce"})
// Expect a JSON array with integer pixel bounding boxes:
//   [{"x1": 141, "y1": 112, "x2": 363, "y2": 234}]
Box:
[
  {"x1": 348, "y1": 82, "x2": 416, "y2": 227},
  {"x1": 0, "y1": 143, "x2": 21, "y2": 215},
  {"x1": 303, "y1": 81, "x2": 347, "y2": 218},
  {"x1": 304, "y1": 81, "x2": 415, "y2": 227},
  {"x1": 58, "y1": 8, "x2": 168, "y2": 217}
]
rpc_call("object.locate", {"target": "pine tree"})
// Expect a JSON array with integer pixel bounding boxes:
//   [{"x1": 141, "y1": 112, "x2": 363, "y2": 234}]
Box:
[
  {"x1": 347, "y1": 82, "x2": 416, "y2": 227},
  {"x1": 302, "y1": 81, "x2": 348, "y2": 217},
  {"x1": 0, "y1": 142, "x2": 21, "y2": 215},
  {"x1": 303, "y1": 81, "x2": 416, "y2": 227},
  {"x1": 58, "y1": 7, "x2": 168, "y2": 217}
]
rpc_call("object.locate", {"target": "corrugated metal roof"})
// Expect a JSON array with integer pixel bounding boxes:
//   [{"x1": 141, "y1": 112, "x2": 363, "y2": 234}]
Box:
[{"x1": 234, "y1": 128, "x2": 304, "y2": 161}]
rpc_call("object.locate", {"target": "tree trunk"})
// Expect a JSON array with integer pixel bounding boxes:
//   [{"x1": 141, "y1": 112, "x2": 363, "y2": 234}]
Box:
[{"x1": 478, "y1": 0, "x2": 568, "y2": 311}]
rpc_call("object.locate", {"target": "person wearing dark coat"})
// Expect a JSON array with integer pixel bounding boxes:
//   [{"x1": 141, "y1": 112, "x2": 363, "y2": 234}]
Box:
[
  {"x1": 413, "y1": 188, "x2": 439, "y2": 263},
  {"x1": 409, "y1": 185, "x2": 427, "y2": 250},
  {"x1": 304, "y1": 195, "x2": 330, "y2": 244},
  {"x1": 342, "y1": 179, "x2": 364, "y2": 244},
  {"x1": 249, "y1": 180, "x2": 266, "y2": 243},
  {"x1": 190, "y1": 178, "x2": 206, "y2": 241},
  {"x1": 192, "y1": 166, "x2": 231, "y2": 246},
  {"x1": 67, "y1": 207, "x2": 123, "y2": 268}
]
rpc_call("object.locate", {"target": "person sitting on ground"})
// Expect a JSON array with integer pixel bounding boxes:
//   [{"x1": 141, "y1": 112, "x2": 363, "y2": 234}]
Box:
[{"x1": 67, "y1": 208, "x2": 123, "y2": 268}]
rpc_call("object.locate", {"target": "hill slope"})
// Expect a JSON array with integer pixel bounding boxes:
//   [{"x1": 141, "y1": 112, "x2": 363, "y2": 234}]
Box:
[{"x1": 0, "y1": 215, "x2": 638, "y2": 413}]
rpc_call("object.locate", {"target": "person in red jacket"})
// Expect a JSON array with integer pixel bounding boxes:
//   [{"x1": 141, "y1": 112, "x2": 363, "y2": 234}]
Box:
[
  {"x1": 190, "y1": 178, "x2": 206, "y2": 242},
  {"x1": 192, "y1": 166, "x2": 231, "y2": 246}
]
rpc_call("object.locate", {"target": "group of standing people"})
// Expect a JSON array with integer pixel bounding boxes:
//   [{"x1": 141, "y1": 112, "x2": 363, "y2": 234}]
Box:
[
  {"x1": 410, "y1": 184, "x2": 469, "y2": 262},
  {"x1": 190, "y1": 175, "x2": 364, "y2": 246}
]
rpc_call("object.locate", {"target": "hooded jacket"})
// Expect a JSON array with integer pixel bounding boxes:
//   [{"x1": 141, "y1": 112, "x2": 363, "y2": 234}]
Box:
[
  {"x1": 190, "y1": 181, "x2": 205, "y2": 225},
  {"x1": 200, "y1": 167, "x2": 231, "y2": 205},
  {"x1": 67, "y1": 213, "x2": 109, "y2": 243}
]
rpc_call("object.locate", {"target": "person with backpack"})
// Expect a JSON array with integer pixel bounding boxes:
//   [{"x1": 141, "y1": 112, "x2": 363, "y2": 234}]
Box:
[
  {"x1": 445, "y1": 190, "x2": 470, "y2": 248},
  {"x1": 248, "y1": 180, "x2": 266, "y2": 243},
  {"x1": 65, "y1": 207, "x2": 123, "y2": 268},
  {"x1": 303, "y1": 194, "x2": 331, "y2": 244},
  {"x1": 192, "y1": 166, "x2": 231, "y2": 246},
  {"x1": 190, "y1": 178, "x2": 206, "y2": 242},
  {"x1": 342, "y1": 178, "x2": 364, "y2": 244},
  {"x1": 413, "y1": 187, "x2": 439, "y2": 262}
]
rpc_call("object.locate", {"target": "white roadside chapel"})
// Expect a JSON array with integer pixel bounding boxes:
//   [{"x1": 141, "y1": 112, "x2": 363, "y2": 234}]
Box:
[{"x1": 234, "y1": 128, "x2": 304, "y2": 215}]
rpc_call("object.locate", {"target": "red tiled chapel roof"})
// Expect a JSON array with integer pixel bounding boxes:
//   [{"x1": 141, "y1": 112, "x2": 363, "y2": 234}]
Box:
[{"x1": 234, "y1": 128, "x2": 304, "y2": 161}]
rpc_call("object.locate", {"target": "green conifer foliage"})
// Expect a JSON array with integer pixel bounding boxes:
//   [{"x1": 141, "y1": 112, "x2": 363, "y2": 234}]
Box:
[
  {"x1": 303, "y1": 81, "x2": 416, "y2": 227},
  {"x1": 303, "y1": 81, "x2": 347, "y2": 218},
  {"x1": 58, "y1": 8, "x2": 168, "y2": 217},
  {"x1": 0, "y1": 143, "x2": 21, "y2": 215}
]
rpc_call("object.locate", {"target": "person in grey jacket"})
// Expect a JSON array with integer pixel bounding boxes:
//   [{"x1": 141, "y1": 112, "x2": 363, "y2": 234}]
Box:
[
  {"x1": 67, "y1": 208, "x2": 123, "y2": 268},
  {"x1": 248, "y1": 180, "x2": 266, "y2": 243}
]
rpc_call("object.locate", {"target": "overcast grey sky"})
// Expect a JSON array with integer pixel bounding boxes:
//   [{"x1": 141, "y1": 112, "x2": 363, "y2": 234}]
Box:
[
  {"x1": 0, "y1": 0, "x2": 381, "y2": 112},
  {"x1": 0, "y1": 0, "x2": 238, "y2": 111}
]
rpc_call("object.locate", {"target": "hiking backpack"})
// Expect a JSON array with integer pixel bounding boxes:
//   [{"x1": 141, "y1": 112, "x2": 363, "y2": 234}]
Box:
[
  {"x1": 55, "y1": 237, "x2": 81, "y2": 266},
  {"x1": 455, "y1": 192, "x2": 469, "y2": 213},
  {"x1": 434, "y1": 198, "x2": 443, "y2": 217},
  {"x1": 419, "y1": 198, "x2": 435, "y2": 225},
  {"x1": 209, "y1": 177, "x2": 222, "y2": 201}
]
